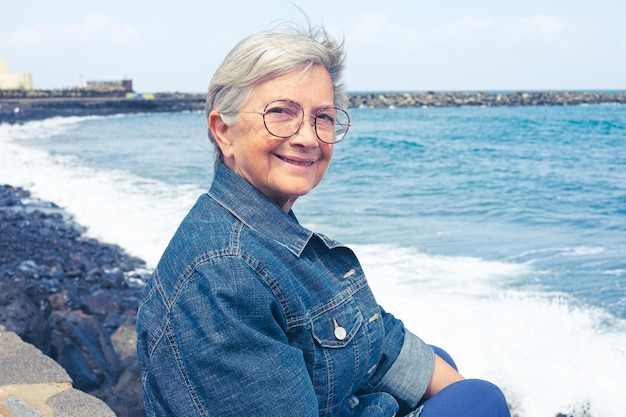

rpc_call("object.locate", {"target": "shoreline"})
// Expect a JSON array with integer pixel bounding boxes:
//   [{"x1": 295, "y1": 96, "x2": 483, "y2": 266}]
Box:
[{"x1": 1, "y1": 90, "x2": 625, "y2": 124}]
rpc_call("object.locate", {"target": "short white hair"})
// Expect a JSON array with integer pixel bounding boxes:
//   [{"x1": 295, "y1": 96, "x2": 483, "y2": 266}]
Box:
[{"x1": 205, "y1": 22, "x2": 347, "y2": 166}]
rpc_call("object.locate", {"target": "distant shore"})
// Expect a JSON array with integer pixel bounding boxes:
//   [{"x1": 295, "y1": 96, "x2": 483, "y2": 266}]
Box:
[
  {"x1": 0, "y1": 93, "x2": 206, "y2": 124},
  {"x1": 1, "y1": 90, "x2": 625, "y2": 124}
]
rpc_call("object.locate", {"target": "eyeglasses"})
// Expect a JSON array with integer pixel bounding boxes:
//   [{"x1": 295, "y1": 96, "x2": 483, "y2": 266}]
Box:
[{"x1": 234, "y1": 99, "x2": 351, "y2": 144}]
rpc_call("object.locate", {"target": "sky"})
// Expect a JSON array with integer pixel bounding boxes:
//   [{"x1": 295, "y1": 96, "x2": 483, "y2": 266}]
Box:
[{"x1": 1, "y1": 0, "x2": 625, "y2": 93}]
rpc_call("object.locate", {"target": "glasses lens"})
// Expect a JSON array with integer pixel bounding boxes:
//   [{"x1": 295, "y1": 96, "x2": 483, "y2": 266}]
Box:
[
  {"x1": 315, "y1": 108, "x2": 350, "y2": 143},
  {"x1": 263, "y1": 100, "x2": 302, "y2": 138}
]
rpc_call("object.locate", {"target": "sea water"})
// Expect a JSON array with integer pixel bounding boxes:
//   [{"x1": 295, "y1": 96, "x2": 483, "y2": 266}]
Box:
[{"x1": 1, "y1": 104, "x2": 625, "y2": 417}]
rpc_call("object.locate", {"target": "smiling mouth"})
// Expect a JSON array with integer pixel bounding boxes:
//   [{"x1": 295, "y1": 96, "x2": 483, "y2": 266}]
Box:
[{"x1": 276, "y1": 155, "x2": 316, "y2": 167}]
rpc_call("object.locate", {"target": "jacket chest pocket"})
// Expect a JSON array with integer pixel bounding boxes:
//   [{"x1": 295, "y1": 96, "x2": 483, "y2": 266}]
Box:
[
  {"x1": 309, "y1": 298, "x2": 366, "y2": 414},
  {"x1": 311, "y1": 299, "x2": 364, "y2": 348}
]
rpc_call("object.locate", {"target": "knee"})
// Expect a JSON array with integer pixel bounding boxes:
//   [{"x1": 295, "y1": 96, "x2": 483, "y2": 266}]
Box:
[
  {"x1": 421, "y1": 379, "x2": 510, "y2": 417},
  {"x1": 463, "y1": 379, "x2": 510, "y2": 416}
]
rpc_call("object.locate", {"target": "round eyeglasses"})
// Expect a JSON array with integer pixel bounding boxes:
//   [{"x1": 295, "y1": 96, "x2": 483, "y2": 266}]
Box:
[{"x1": 234, "y1": 99, "x2": 351, "y2": 144}]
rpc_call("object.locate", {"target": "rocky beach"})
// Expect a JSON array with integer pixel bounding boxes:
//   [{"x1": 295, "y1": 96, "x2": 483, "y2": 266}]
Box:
[{"x1": 0, "y1": 185, "x2": 147, "y2": 416}]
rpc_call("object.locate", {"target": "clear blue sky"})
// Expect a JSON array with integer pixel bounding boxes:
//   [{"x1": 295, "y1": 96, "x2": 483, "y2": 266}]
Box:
[{"x1": 1, "y1": 0, "x2": 624, "y2": 93}]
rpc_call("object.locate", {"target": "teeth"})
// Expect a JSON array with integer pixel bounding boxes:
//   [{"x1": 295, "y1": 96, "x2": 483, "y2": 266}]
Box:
[{"x1": 279, "y1": 156, "x2": 314, "y2": 166}]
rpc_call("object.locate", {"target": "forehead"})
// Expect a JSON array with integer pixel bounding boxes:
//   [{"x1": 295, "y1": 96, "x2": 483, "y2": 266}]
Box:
[{"x1": 249, "y1": 65, "x2": 334, "y2": 107}]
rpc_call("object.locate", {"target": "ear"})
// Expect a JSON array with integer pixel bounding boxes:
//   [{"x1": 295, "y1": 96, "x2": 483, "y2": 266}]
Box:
[{"x1": 208, "y1": 110, "x2": 234, "y2": 160}]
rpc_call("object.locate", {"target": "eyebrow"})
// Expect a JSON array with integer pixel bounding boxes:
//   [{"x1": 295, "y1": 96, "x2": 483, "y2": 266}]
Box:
[{"x1": 268, "y1": 98, "x2": 337, "y2": 111}]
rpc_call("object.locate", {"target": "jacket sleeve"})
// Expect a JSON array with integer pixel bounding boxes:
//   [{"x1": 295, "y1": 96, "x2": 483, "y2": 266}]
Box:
[
  {"x1": 362, "y1": 307, "x2": 435, "y2": 415},
  {"x1": 138, "y1": 255, "x2": 318, "y2": 417}
]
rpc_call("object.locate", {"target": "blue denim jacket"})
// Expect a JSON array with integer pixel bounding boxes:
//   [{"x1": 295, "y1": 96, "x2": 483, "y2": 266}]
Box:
[{"x1": 137, "y1": 163, "x2": 435, "y2": 417}]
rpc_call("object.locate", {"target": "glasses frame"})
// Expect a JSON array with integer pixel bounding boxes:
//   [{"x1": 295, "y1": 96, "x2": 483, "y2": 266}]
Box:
[{"x1": 235, "y1": 99, "x2": 351, "y2": 144}]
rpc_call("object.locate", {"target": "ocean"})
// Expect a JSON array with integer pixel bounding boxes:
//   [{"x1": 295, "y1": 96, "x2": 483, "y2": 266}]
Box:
[{"x1": 1, "y1": 104, "x2": 625, "y2": 417}]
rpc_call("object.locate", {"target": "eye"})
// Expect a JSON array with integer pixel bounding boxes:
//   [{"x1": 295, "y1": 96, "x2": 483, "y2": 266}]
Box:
[
  {"x1": 316, "y1": 109, "x2": 336, "y2": 125},
  {"x1": 265, "y1": 101, "x2": 300, "y2": 118},
  {"x1": 266, "y1": 106, "x2": 289, "y2": 115}
]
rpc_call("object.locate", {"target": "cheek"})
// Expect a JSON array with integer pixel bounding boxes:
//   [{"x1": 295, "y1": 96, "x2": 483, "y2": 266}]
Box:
[
  {"x1": 322, "y1": 144, "x2": 334, "y2": 162},
  {"x1": 228, "y1": 123, "x2": 266, "y2": 158},
  {"x1": 317, "y1": 146, "x2": 333, "y2": 175}
]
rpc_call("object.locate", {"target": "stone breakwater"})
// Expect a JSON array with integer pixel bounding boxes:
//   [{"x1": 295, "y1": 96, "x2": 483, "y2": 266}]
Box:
[
  {"x1": 1, "y1": 91, "x2": 624, "y2": 124},
  {"x1": 0, "y1": 185, "x2": 147, "y2": 417},
  {"x1": 347, "y1": 90, "x2": 626, "y2": 108}
]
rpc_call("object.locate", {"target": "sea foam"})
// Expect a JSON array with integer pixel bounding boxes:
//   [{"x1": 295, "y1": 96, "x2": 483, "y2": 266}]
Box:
[{"x1": 354, "y1": 243, "x2": 626, "y2": 417}]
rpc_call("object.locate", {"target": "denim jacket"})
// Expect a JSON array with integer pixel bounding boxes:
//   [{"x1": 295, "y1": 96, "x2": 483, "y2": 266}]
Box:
[{"x1": 137, "y1": 163, "x2": 435, "y2": 417}]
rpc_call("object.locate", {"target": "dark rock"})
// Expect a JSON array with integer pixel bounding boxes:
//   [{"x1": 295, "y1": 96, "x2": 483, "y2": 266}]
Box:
[
  {"x1": 1, "y1": 184, "x2": 148, "y2": 416},
  {"x1": 50, "y1": 310, "x2": 121, "y2": 391},
  {"x1": 81, "y1": 290, "x2": 123, "y2": 316},
  {"x1": 93, "y1": 356, "x2": 144, "y2": 417},
  {"x1": 95, "y1": 316, "x2": 144, "y2": 417},
  {"x1": 0, "y1": 279, "x2": 52, "y2": 355}
]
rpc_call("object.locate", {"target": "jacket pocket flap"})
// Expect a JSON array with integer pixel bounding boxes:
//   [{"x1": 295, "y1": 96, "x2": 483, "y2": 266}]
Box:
[{"x1": 311, "y1": 299, "x2": 363, "y2": 348}]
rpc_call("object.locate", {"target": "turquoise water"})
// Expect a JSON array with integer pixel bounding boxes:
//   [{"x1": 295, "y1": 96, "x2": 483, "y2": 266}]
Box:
[
  {"x1": 314, "y1": 105, "x2": 626, "y2": 318},
  {"x1": 2, "y1": 104, "x2": 625, "y2": 416}
]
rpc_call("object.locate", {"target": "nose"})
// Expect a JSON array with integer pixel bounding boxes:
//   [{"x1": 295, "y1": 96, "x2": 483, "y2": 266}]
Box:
[{"x1": 292, "y1": 114, "x2": 319, "y2": 147}]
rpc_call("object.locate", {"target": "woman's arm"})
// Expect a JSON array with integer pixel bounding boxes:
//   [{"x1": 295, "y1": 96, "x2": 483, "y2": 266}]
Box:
[{"x1": 423, "y1": 354, "x2": 465, "y2": 400}]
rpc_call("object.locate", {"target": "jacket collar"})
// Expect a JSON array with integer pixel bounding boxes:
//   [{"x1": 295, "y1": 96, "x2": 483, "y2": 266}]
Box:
[{"x1": 208, "y1": 163, "x2": 319, "y2": 257}]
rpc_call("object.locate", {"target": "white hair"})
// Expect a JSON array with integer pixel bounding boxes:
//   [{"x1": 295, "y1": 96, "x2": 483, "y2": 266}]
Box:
[{"x1": 205, "y1": 22, "x2": 347, "y2": 166}]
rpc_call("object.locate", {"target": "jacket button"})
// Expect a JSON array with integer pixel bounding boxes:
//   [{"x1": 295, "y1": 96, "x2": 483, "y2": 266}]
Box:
[{"x1": 334, "y1": 326, "x2": 347, "y2": 340}]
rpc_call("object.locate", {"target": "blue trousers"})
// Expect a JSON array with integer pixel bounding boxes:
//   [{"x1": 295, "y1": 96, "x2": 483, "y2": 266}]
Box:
[{"x1": 413, "y1": 346, "x2": 510, "y2": 417}]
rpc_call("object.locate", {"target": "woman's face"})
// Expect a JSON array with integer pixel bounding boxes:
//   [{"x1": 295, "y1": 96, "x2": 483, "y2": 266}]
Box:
[{"x1": 214, "y1": 64, "x2": 335, "y2": 212}]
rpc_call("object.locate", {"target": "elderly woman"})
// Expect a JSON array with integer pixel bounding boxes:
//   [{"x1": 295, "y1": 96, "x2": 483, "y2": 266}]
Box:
[{"x1": 136, "y1": 22, "x2": 511, "y2": 417}]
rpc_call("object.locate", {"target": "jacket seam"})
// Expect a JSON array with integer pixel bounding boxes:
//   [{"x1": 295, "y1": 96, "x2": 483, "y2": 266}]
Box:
[
  {"x1": 165, "y1": 321, "x2": 209, "y2": 417},
  {"x1": 288, "y1": 278, "x2": 369, "y2": 330}
]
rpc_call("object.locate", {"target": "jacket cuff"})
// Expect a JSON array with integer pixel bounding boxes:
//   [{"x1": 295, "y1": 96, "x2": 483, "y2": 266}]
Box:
[{"x1": 375, "y1": 330, "x2": 434, "y2": 411}]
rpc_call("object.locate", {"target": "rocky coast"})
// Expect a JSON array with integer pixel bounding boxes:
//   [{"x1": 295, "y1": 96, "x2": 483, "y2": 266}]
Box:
[{"x1": 0, "y1": 185, "x2": 147, "y2": 416}]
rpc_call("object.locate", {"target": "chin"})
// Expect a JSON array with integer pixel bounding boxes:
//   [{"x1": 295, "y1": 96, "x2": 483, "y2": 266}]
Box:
[
  {"x1": 284, "y1": 178, "x2": 319, "y2": 194},
  {"x1": 294, "y1": 182, "x2": 320, "y2": 196}
]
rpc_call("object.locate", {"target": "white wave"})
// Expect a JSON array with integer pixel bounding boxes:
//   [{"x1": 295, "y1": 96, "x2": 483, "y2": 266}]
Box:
[
  {"x1": 354, "y1": 244, "x2": 626, "y2": 417},
  {"x1": 0, "y1": 115, "x2": 106, "y2": 141},
  {"x1": 564, "y1": 246, "x2": 606, "y2": 256},
  {"x1": 0, "y1": 118, "x2": 201, "y2": 267}
]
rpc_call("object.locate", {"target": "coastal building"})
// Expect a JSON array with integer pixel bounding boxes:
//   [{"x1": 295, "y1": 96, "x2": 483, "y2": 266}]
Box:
[
  {"x1": 0, "y1": 60, "x2": 33, "y2": 90},
  {"x1": 86, "y1": 79, "x2": 133, "y2": 92}
]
